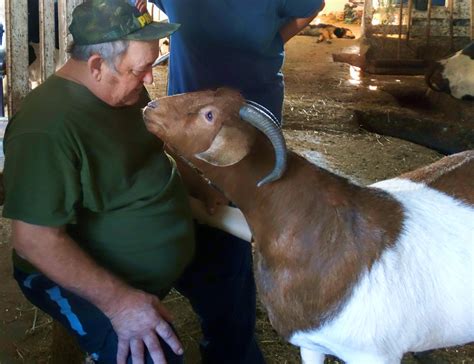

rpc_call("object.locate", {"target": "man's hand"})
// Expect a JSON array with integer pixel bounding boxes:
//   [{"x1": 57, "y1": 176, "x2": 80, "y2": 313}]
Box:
[
  {"x1": 108, "y1": 289, "x2": 183, "y2": 364},
  {"x1": 135, "y1": 0, "x2": 148, "y2": 13},
  {"x1": 11, "y1": 221, "x2": 182, "y2": 363}
]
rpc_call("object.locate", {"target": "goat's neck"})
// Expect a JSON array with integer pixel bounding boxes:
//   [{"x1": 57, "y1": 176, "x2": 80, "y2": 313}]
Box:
[{"x1": 193, "y1": 133, "x2": 398, "y2": 220}]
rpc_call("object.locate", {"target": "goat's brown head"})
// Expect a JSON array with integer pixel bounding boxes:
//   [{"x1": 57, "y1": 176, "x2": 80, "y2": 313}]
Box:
[{"x1": 143, "y1": 88, "x2": 287, "y2": 186}]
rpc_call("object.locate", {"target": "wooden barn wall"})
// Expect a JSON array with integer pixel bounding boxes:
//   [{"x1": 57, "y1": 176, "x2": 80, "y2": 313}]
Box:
[
  {"x1": 5, "y1": 0, "x2": 83, "y2": 116},
  {"x1": 366, "y1": 0, "x2": 472, "y2": 37}
]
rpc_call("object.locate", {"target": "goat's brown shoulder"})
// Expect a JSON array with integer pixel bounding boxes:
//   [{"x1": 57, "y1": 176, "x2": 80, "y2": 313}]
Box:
[{"x1": 400, "y1": 150, "x2": 474, "y2": 205}]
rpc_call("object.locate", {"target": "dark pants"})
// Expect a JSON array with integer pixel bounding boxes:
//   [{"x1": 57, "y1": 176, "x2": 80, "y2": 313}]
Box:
[{"x1": 14, "y1": 224, "x2": 264, "y2": 364}]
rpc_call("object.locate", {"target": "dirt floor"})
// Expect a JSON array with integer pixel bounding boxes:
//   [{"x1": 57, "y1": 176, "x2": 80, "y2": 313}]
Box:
[{"x1": 0, "y1": 23, "x2": 473, "y2": 364}]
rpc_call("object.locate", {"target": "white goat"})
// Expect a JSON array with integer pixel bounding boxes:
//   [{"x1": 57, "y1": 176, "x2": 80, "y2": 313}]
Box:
[{"x1": 143, "y1": 88, "x2": 474, "y2": 364}]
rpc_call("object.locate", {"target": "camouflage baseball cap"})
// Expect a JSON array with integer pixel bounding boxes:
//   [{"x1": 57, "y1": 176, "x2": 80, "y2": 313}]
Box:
[{"x1": 69, "y1": 0, "x2": 180, "y2": 45}]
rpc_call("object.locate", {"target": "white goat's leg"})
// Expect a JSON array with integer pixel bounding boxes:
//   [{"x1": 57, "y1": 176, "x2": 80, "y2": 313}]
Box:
[
  {"x1": 300, "y1": 347, "x2": 325, "y2": 364},
  {"x1": 345, "y1": 355, "x2": 401, "y2": 364}
]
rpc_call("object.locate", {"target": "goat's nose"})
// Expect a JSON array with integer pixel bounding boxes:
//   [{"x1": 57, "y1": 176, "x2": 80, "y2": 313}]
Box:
[{"x1": 147, "y1": 100, "x2": 159, "y2": 109}]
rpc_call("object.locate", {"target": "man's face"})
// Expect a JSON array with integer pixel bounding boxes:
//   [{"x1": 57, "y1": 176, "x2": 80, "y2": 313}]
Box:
[{"x1": 101, "y1": 40, "x2": 160, "y2": 107}]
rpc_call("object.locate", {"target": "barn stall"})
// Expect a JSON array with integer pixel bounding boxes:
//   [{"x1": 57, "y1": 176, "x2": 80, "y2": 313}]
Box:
[{"x1": 0, "y1": 0, "x2": 472, "y2": 363}]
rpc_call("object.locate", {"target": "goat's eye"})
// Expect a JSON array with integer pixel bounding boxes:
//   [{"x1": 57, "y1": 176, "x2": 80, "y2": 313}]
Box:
[{"x1": 206, "y1": 111, "x2": 213, "y2": 122}]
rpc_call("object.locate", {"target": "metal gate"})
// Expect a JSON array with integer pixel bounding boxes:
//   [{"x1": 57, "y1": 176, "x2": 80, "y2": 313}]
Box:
[{"x1": 362, "y1": 0, "x2": 473, "y2": 59}]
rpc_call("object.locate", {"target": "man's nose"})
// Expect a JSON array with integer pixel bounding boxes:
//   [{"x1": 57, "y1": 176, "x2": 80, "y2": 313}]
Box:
[
  {"x1": 142, "y1": 69, "x2": 154, "y2": 85},
  {"x1": 147, "y1": 100, "x2": 158, "y2": 109}
]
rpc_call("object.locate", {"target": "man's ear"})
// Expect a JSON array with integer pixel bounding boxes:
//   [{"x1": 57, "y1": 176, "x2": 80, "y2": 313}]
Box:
[{"x1": 87, "y1": 54, "x2": 104, "y2": 81}]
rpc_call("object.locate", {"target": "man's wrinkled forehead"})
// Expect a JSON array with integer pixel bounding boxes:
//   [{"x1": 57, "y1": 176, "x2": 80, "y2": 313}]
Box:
[{"x1": 117, "y1": 40, "x2": 160, "y2": 67}]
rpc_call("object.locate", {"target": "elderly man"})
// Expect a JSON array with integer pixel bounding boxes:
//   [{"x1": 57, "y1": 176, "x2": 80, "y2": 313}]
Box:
[{"x1": 2, "y1": 1, "x2": 264, "y2": 363}]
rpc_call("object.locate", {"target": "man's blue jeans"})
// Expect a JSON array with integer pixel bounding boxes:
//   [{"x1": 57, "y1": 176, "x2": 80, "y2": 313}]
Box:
[{"x1": 14, "y1": 224, "x2": 265, "y2": 364}]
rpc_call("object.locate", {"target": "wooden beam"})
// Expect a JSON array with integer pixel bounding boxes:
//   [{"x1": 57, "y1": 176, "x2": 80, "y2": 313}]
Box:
[
  {"x1": 6, "y1": 0, "x2": 29, "y2": 116},
  {"x1": 39, "y1": 0, "x2": 56, "y2": 81}
]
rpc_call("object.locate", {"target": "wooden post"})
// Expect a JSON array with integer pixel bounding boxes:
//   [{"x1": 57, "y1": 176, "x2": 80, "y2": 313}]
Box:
[
  {"x1": 406, "y1": 0, "x2": 414, "y2": 42},
  {"x1": 448, "y1": 0, "x2": 454, "y2": 51},
  {"x1": 426, "y1": 0, "x2": 433, "y2": 45},
  {"x1": 57, "y1": 0, "x2": 84, "y2": 67},
  {"x1": 471, "y1": 0, "x2": 474, "y2": 40},
  {"x1": 5, "y1": 0, "x2": 29, "y2": 116},
  {"x1": 39, "y1": 0, "x2": 57, "y2": 81},
  {"x1": 397, "y1": 0, "x2": 405, "y2": 59},
  {"x1": 362, "y1": 0, "x2": 374, "y2": 38}
]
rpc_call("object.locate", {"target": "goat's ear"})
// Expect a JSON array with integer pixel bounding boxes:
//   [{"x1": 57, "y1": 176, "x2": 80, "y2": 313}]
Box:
[{"x1": 195, "y1": 125, "x2": 255, "y2": 167}]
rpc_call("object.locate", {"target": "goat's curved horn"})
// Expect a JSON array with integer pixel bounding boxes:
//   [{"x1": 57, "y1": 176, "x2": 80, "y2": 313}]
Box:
[{"x1": 239, "y1": 101, "x2": 287, "y2": 187}]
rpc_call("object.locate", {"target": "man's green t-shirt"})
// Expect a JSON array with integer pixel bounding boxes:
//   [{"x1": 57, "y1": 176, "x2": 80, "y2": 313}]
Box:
[{"x1": 2, "y1": 75, "x2": 195, "y2": 297}]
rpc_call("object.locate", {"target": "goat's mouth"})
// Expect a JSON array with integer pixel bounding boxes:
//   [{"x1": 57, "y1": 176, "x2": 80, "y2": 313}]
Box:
[{"x1": 142, "y1": 106, "x2": 168, "y2": 137}]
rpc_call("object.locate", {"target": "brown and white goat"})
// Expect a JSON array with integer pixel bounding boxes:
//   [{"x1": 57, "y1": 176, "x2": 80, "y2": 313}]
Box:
[
  {"x1": 426, "y1": 42, "x2": 474, "y2": 100},
  {"x1": 143, "y1": 88, "x2": 474, "y2": 364}
]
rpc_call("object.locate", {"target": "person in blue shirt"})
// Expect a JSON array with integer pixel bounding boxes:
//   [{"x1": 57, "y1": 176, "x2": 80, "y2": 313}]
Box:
[
  {"x1": 148, "y1": 0, "x2": 324, "y2": 121},
  {"x1": 141, "y1": 1, "x2": 324, "y2": 363}
]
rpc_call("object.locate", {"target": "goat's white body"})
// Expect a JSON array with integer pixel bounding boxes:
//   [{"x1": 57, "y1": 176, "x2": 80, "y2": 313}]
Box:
[{"x1": 289, "y1": 178, "x2": 474, "y2": 364}]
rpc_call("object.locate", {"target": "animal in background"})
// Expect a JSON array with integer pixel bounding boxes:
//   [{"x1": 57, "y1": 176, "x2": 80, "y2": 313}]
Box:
[
  {"x1": 299, "y1": 23, "x2": 356, "y2": 43},
  {"x1": 143, "y1": 88, "x2": 474, "y2": 364},
  {"x1": 426, "y1": 42, "x2": 474, "y2": 100},
  {"x1": 28, "y1": 43, "x2": 60, "y2": 89}
]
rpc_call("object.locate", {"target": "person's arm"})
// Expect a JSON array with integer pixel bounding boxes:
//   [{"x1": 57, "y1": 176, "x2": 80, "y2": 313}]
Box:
[
  {"x1": 279, "y1": 3, "x2": 325, "y2": 43},
  {"x1": 12, "y1": 220, "x2": 183, "y2": 364}
]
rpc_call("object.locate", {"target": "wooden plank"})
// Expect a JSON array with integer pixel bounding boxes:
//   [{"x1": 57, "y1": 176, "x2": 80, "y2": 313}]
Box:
[
  {"x1": 39, "y1": 0, "x2": 56, "y2": 81},
  {"x1": 406, "y1": 0, "x2": 414, "y2": 42},
  {"x1": 5, "y1": 0, "x2": 29, "y2": 116},
  {"x1": 471, "y1": 0, "x2": 474, "y2": 40},
  {"x1": 58, "y1": 0, "x2": 84, "y2": 67}
]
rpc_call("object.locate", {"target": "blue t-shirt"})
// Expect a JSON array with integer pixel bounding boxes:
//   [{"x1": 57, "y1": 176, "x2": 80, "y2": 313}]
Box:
[{"x1": 150, "y1": 0, "x2": 322, "y2": 120}]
